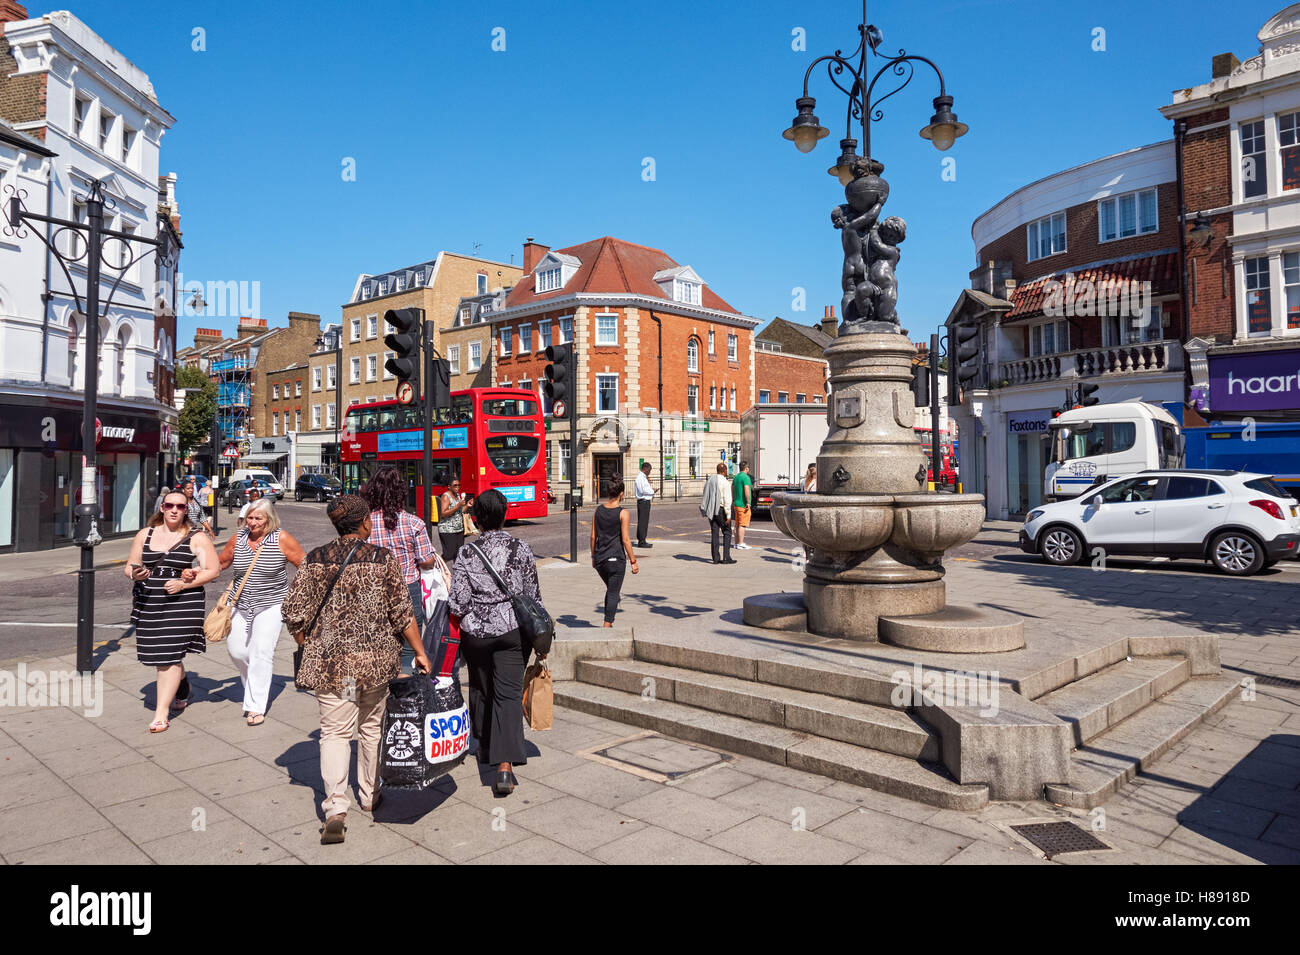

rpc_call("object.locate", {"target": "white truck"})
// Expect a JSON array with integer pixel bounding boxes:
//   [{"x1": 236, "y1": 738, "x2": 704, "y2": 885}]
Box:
[
  {"x1": 740, "y1": 404, "x2": 830, "y2": 514},
  {"x1": 1044, "y1": 401, "x2": 1183, "y2": 501}
]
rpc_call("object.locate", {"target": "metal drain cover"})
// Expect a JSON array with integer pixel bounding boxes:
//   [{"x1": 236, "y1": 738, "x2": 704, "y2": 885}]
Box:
[
  {"x1": 585, "y1": 733, "x2": 731, "y2": 782},
  {"x1": 1011, "y1": 822, "x2": 1110, "y2": 858}
]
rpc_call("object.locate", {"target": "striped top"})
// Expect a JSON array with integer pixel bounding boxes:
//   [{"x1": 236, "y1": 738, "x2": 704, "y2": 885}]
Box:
[{"x1": 229, "y1": 528, "x2": 289, "y2": 617}]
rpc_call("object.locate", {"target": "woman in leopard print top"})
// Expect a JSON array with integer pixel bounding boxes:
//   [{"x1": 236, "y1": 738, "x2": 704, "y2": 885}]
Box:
[{"x1": 281, "y1": 495, "x2": 431, "y2": 842}]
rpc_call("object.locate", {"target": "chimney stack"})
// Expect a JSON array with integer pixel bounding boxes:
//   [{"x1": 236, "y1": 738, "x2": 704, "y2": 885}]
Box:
[
  {"x1": 0, "y1": 2, "x2": 29, "y2": 26},
  {"x1": 1211, "y1": 52, "x2": 1240, "y2": 79},
  {"x1": 820, "y1": 305, "x2": 838, "y2": 339},
  {"x1": 522, "y1": 237, "x2": 550, "y2": 274},
  {"x1": 237, "y1": 317, "x2": 267, "y2": 340}
]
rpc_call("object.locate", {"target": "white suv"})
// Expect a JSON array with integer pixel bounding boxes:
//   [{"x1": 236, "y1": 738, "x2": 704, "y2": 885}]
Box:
[{"x1": 1019, "y1": 470, "x2": 1300, "y2": 576}]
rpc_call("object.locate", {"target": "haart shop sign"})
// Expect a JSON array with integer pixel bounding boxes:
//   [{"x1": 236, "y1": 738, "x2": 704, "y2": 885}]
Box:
[{"x1": 1208, "y1": 347, "x2": 1300, "y2": 412}]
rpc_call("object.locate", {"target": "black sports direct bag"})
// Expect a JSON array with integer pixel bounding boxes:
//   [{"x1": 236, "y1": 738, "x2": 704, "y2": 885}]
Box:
[{"x1": 379, "y1": 672, "x2": 470, "y2": 791}]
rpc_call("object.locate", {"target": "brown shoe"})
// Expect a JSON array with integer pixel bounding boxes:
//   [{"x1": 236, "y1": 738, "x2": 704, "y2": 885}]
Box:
[{"x1": 322, "y1": 813, "x2": 346, "y2": 845}]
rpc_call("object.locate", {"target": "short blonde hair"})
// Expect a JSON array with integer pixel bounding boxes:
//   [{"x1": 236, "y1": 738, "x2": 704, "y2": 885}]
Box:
[{"x1": 245, "y1": 497, "x2": 280, "y2": 533}]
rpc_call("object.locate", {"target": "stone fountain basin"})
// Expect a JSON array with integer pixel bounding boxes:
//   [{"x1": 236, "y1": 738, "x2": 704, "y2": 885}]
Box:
[
  {"x1": 771, "y1": 491, "x2": 985, "y2": 558},
  {"x1": 891, "y1": 493, "x2": 986, "y2": 559},
  {"x1": 771, "y1": 492, "x2": 895, "y2": 553}
]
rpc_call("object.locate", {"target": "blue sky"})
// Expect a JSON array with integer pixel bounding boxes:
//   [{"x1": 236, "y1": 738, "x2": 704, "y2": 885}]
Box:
[{"x1": 65, "y1": 0, "x2": 1277, "y2": 345}]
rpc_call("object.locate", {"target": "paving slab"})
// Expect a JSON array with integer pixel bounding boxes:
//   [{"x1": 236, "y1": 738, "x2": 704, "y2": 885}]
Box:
[
  {"x1": 6, "y1": 824, "x2": 151, "y2": 865},
  {"x1": 467, "y1": 834, "x2": 601, "y2": 865},
  {"x1": 591, "y1": 824, "x2": 750, "y2": 865},
  {"x1": 0, "y1": 792, "x2": 110, "y2": 854},
  {"x1": 100, "y1": 786, "x2": 234, "y2": 844},
  {"x1": 65, "y1": 760, "x2": 187, "y2": 807},
  {"x1": 706, "y1": 814, "x2": 860, "y2": 865},
  {"x1": 617, "y1": 785, "x2": 757, "y2": 842}
]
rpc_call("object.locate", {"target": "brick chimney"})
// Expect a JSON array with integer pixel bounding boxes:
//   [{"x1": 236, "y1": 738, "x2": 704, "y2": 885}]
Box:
[
  {"x1": 522, "y1": 237, "x2": 550, "y2": 273},
  {"x1": 820, "y1": 305, "x2": 838, "y2": 339},
  {"x1": 237, "y1": 317, "x2": 267, "y2": 340},
  {"x1": 0, "y1": 2, "x2": 28, "y2": 26},
  {"x1": 194, "y1": 328, "x2": 224, "y2": 349},
  {"x1": 288, "y1": 311, "x2": 320, "y2": 327},
  {"x1": 1211, "y1": 52, "x2": 1240, "y2": 78}
]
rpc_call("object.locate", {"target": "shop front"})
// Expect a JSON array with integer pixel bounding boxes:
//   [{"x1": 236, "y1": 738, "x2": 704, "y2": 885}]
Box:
[
  {"x1": 1203, "y1": 345, "x2": 1300, "y2": 421},
  {"x1": 0, "y1": 395, "x2": 163, "y2": 552},
  {"x1": 1006, "y1": 409, "x2": 1054, "y2": 516}
]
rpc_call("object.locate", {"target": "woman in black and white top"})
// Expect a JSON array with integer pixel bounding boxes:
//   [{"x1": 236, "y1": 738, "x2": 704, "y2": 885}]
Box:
[
  {"x1": 217, "y1": 498, "x2": 305, "y2": 725},
  {"x1": 449, "y1": 489, "x2": 545, "y2": 797}
]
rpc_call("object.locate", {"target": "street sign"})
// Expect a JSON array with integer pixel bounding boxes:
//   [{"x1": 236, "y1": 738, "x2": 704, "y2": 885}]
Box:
[
  {"x1": 396, "y1": 381, "x2": 415, "y2": 405},
  {"x1": 553, "y1": 400, "x2": 566, "y2": 419},
  {"x1": 681, "y1": 420, "x2": 710, "y2": 432}
]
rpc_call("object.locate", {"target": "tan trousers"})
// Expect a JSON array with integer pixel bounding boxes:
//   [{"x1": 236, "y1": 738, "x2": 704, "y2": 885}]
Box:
[{"x1": 316, "y1": 684, "x2": 388, "y2": 818}]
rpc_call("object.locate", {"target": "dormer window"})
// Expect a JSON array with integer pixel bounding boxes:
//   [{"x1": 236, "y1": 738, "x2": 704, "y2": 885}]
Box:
[
  {"x1": 536, "y1": 267, "x2": 563, "y2": 292},
  {"x1": 654, "y1": 265, "x2": 705, "y2": 305},
  {"x1": 459, "y1": 306, "x2": 471, "y2": 326},
  {"x1": 361, "y1": 284, "x2": 372, "y2": 300},
  {"x1": 674, "y1": 280, "x2": 701, "y2": 305},
  {"x1": 396, "y1": 275, "x2": 405, "y2": 291}
]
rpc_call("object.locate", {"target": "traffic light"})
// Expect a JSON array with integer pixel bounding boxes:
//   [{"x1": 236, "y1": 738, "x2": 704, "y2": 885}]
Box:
[
  {"x1": 384, "y1": 308, "x2": 422, "y2": 388},
  {"x1": 950, "y1": 319, "x2": 980, "y2": 401},
  {"x1": 910, "y1": 360, "x2": 930, "y2": 407},
  {"x1": 544, "y1": 343, "x2": 572, "y2": 418},
  {"x1": 1079, "y1": 382, "x2": 1101, "y2": 407}
]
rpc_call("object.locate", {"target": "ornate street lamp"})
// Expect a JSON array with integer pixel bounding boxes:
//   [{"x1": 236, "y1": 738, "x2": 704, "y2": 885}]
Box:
[{"x1": 5, "y1": 179, "x2": 179, "y2": 674}]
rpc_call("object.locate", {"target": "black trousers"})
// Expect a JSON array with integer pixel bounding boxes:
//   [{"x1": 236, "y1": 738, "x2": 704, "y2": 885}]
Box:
[
  {"x1": 710, "y1": 514, "x2": 732, "y2": 562},
  {"x1": 462, "y1": 627, "x2": 528, "y2": 766},
  {"x1": 596, "y1": 559, "x2": 627, "y2": 623},
  {"x1": 439, "y1": 530, "x2": 465, "y2": 563},
  {"x1": 636, "y1": 499, "x2": 651, "y2": 545}
]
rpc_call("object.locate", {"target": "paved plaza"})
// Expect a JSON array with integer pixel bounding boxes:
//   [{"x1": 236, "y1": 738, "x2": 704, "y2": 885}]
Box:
[{"x1": 0, "y1": 521, "x2": 1296, "y2": 865}]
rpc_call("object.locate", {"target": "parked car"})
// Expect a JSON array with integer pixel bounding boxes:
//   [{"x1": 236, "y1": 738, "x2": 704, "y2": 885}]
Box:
[
  {"x1": 1020, "y1": 469, "x2": 1300, "y2": 576},
  {"x1": 228, "y1": 468, "x2": 284, "y2": 499},
  {"x1": 222, "y1": 478, "x2": 274, "y2": 507},
  {"x1": 294, "y1": 473, "x2": 342, "y2": 502}
]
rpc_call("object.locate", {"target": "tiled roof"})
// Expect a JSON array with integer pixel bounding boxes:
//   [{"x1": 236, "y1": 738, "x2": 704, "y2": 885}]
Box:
[
  {"x1": 1008, "y1": 252, "x2": 1180, "y2": 320},
  {"x1": 503, "y1": 236, "x2": 739, "y2": 314}
]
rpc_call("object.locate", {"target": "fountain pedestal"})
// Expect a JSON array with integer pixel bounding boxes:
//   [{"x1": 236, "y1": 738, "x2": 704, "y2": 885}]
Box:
[{"x1": 748, "y1": 331, "x2": 1023, "y2": 652}]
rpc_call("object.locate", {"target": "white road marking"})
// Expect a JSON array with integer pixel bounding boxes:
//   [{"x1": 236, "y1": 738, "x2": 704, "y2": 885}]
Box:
[{"x1": 0, "y1": 621, "x2": 132, "y2": 629}]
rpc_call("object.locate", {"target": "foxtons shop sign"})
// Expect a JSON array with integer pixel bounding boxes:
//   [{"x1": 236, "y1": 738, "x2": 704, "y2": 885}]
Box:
[{"x1": 1208, "y1": 348, "x2": 1300, "y2": 412}]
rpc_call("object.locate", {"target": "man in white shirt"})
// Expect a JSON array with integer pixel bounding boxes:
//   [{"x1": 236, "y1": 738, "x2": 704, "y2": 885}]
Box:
[
  {"x1": 699, "y1": 463, "x2": 735, "y2": 564},
  {"x1": 634, "y1": 461, "x2": 655, "y2": 548}
]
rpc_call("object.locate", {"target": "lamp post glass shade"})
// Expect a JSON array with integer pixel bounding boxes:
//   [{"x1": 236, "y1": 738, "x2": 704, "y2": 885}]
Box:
[
  {"x1": 784, "y1": 97, "x2": 829, "y2": 153},
  {"x1": 919, "y1": 95, "x2": 967, "y2": 151},
  {"x1": 828, "y1": 138, "x2": 861, "y2": 184}
]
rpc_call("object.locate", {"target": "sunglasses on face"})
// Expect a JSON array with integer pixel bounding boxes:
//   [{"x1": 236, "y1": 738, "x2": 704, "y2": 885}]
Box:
[{"x1": 162, "y1": 503, "x2": 187, "y2": 510}]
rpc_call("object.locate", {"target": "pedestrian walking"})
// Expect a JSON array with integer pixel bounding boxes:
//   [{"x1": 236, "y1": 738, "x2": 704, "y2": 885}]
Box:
[
  {"x1": 700, "y1": 463, "x2": 735, "y2": 564},
  {"x1": 362, "y1": 465, "x2": 439, "y2": 673},
  {"x1": 634, "y1": 461, "x2": 655, "y2": 548},
  {"x1": 216, "y1": 498, "x2": 305, "y2": 725},
  {"x1": 281, "y1": 495, "x2": 431, "y2": 845},
  {"x1": 449, "y1": 489, "x2": 546, "y2": 797},
  {"x1": 591, "y1": 476, "x2": 638, "y2": 627},
  {"x1": 803, "y1": 463, "x2": 818, "y2": 492},
  {"x1": 182, "y1": 479, "x2": 212, "y2": 537},
  {"x1": 237, "y1": 485, "x2": 265, "y2": 529},
  {"x1": 732, "y1": 461, "x2": 754, "y2": 549},
  {"x1": 153, "y1": 485, "x2": 171, "y2": 515},
  {"x1": 437, "y1": 478, "x2": 471, "y2": 562},
  {"x1": 124, "y1": 489, "x2": 221, "y2": 733}
]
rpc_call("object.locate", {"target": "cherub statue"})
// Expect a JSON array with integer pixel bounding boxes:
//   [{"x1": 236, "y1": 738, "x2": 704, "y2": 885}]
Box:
[
  {"x1": 831, "y1": 158, "x2": 889, "y2": 331},
  {"x1": 866, "y1": 216, "x2": 906, "y2": 325}
]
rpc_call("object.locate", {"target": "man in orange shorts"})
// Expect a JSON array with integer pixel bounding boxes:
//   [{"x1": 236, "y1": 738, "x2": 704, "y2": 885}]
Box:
[{"x1": 732, "y1": 461, "x2": 753, "y2": 549}]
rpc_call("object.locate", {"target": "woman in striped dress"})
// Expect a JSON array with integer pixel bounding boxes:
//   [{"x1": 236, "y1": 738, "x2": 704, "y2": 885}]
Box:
[
  {"x1": 125, "y1": 489, "x2": 221, "y2": 733},
  {"x1": 217, "y1": 498, "x2": 305, "y2": 725}
]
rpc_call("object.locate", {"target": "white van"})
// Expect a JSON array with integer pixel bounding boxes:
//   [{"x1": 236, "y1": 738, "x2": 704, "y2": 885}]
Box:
[
  {"x1": 229, "y1": 468, "x2": 285, "y2": 499},
  {"x1": 1044, "y1": 401, "x2": 1182, "y2": 501}
]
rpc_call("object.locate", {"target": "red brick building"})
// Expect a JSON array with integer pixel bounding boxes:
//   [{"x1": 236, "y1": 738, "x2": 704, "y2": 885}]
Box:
[{"x1": 489, "y1": 236, "x2": 762, "y2": 498}]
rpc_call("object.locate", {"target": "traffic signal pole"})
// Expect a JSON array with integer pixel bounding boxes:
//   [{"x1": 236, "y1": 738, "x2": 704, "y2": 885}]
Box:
[
  {"x1": 422, "y1": 319, "x2": 434, "y2": 543},
  {"x1": 930, "y1": 333, "x2": 942, "y2": 491},
  {"x1": 570, "y1": 389, "x2": 578, "y2": 565}
]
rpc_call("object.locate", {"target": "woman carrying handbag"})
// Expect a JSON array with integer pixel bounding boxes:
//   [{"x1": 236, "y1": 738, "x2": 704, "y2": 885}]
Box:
[
  {"x1": 448, "y1": 489, "x2": 549, "y2": 797},
  {"x1": 214, "y1": 498, "x2": 305, "y2": 725}
]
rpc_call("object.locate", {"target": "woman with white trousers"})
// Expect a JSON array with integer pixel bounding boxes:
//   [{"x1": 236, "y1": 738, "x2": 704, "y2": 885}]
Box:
[{"x1": 217, "y1": 498, "x2": 305, "y2": 725}]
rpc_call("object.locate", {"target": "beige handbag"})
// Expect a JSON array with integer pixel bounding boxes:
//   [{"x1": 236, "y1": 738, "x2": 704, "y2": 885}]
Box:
[{"x1": 204, "y1": 537, "x2": 265, "y2": 643}]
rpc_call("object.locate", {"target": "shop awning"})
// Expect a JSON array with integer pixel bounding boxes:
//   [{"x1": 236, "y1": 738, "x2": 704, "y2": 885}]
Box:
[{"x1": 240, "y1": 452, "x2": 286, "y2": 465}]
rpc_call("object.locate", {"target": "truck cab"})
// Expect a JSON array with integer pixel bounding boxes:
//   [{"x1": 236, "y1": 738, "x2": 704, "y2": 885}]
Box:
[{"x1": 1044, "y1": 401, "x2": 1182, "y2": 501}]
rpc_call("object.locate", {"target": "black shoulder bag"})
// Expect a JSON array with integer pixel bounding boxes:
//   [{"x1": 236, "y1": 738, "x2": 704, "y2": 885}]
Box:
[
  {"x1": 293, "y1": 541, "x2": 363, "y2": 685},
  {"x1": 465, "y1": 539, "x2": 554, "y2": 655}
]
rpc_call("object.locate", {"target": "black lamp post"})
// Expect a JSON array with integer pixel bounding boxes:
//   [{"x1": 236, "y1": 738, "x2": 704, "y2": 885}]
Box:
[
  {"x1": 5, "y1": 179, "x2": 179, "y2": 674},
  {"x1": 783, "y1": 2, "x2": 967, "y2": 185}
]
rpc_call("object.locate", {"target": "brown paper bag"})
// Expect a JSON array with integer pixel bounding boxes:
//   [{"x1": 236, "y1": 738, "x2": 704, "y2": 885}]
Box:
[{"x1": 522, "y1": 659, "x2": 553, "y2": 730}]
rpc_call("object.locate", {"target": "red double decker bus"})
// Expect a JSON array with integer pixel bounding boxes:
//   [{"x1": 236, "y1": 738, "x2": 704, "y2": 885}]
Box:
[{"x1": 339, "y1": 387, "x2": 548, "y2": 521}]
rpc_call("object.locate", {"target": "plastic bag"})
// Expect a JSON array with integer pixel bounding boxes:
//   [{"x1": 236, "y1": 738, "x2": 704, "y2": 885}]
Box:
[{"x1": 379, "y1": 674, "x2": 470, "y2": 791}]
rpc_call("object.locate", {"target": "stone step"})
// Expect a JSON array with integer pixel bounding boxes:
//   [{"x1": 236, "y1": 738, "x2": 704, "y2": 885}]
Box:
[
  {"x1": 1043, "y1": 676, "x2": 1240, "y2": 810},
  {"x1": 1036, "y1": 657, "x2": 1190, "y2": 747},
  {"x1": 554, "y1": 680, "x2": 988, "y2": 810},
  {"x1": 632, "y1": 639, "x2": 902, "y2": 707},
  {"x1": 576, "y1": 658, "x2": 939, "y2": 761}
]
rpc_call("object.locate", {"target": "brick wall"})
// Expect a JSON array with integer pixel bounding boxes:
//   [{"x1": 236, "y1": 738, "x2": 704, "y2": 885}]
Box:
[
  {"x1": 977, "y1": 183, "x2": 1180, "y2": 281},
  {"x1": 0, "y1": 25, "x2": 47, "y2": 132},
  {"x1": 251, "y1": 312, "x2": 320, "y2": 437},
  {"x1": 755, "y1": 316, "x2": 832, "y2": 358},
  {"x1": 264, "y1": 365, "x2": 306, "y2": 435},
  {"x1": 755, "y1": 352, "x2": 828, "y2": 404},
  {"x1": 1181, "y1": 108, "x2": 1235, "y2": 342}
]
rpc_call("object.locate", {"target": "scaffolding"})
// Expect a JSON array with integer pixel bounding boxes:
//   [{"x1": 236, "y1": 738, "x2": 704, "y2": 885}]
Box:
[{"x1": 211, "y1": 354, "x2": 250, "y2": 441}]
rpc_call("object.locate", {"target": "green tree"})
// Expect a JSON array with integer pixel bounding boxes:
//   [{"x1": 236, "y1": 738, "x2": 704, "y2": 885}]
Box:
[{"x1": 177, "y1": 367, "x2": 217, "y2": 458}]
